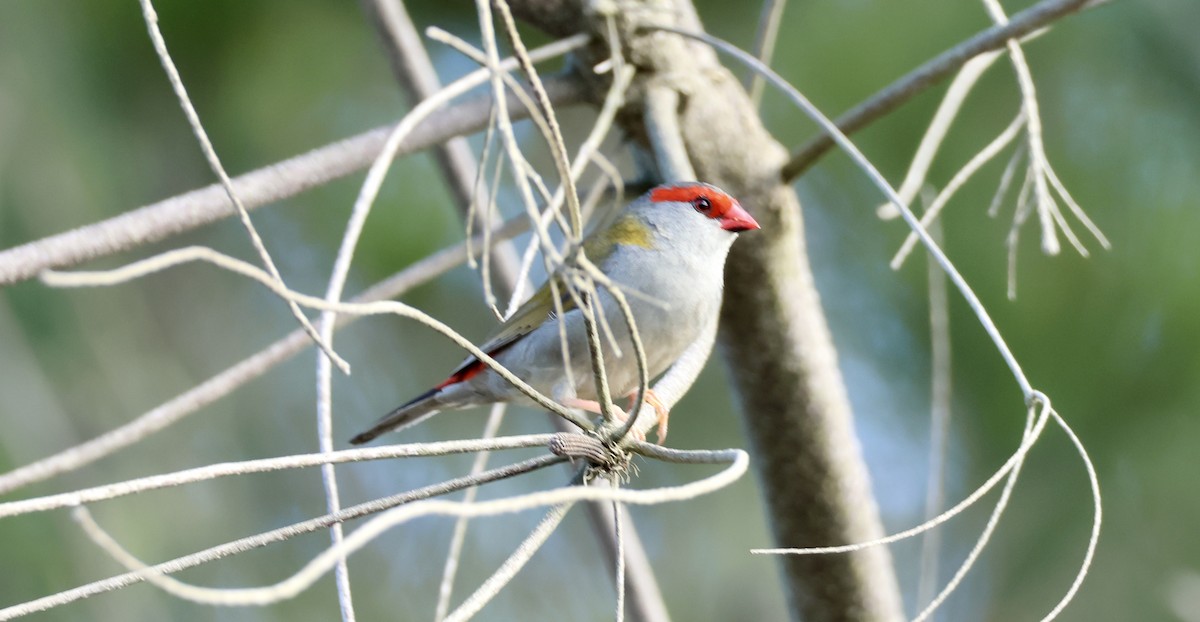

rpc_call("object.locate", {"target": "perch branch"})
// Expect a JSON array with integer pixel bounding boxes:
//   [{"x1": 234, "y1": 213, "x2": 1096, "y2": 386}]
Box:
[
  {"x1": 59, "y1": 452, "x2": 745, "y2": 609},
  {"x1": 0, "y1": 434, "x2": 555, "y2": 519},
  {"x1": 0, "y1": 455, "x2": 565, "y2": 620}
]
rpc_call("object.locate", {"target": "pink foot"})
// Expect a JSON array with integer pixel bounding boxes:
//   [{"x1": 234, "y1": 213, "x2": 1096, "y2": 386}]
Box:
[
  {"x1": 562, "y1": 397, "x2": 648, "y2": 442},
  {"x1": 562, "y1": 397, "x2": 603, "y2": 414},
  {"x1": 623, "y1": 389, "x2": 669, "y2": 443}
]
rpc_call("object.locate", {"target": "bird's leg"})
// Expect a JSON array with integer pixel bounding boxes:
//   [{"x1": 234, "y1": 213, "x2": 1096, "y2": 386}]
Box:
[
  {"x1": 562, "y1": 397, "x2": 647, "y2": 442},
  {"x1": 628, "y1": 389, "x2": 669, "y2": 443},
  {"x1": 561, "y1": 397, "x2": 603, "y2": 414}
]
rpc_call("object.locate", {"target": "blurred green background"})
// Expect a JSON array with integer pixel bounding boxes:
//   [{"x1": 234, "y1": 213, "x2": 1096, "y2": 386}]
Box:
[{"x1": 1, "y1": 0, "x2": 1197, "y2": 620}]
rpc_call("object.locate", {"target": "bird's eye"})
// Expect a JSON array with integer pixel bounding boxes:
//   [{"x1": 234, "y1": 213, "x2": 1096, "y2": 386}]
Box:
[{"x1": 693, "y1": 196, "x2": 712, "y2": 212}]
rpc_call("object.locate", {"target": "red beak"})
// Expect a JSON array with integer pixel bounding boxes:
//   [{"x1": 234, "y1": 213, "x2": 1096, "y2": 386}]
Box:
[{"x1": 720, "y1": 201, "x2": 761, "y2": 232}]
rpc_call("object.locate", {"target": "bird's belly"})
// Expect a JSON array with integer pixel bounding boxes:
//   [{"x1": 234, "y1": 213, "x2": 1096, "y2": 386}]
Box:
[
  {"x1": 483, "y1": 261, "x2": 720, "y2": 408},
  {"x1": 571, "y1": 287, "x2": 715, "y2": 401}
]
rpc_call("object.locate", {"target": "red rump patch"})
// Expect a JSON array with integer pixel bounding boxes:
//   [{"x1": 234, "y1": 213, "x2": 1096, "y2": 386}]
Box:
[
  {"x1": 650, "y1": 184, "x2": 736, "y2": 220},
  {"x1": 434, "y1": 361, "x2": 484, "y2": 390},
  {"x1": 434, "y1": 341, "x2": 518, "y2": 390}
]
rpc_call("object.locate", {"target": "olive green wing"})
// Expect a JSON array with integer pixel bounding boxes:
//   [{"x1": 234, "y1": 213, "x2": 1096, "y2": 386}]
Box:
[
  {"x1": 443, "y1": 275, "x2": 577, "y2": 379},
  {"x1": 444, "y1": 212, "x2": 651, "y2": 378}
]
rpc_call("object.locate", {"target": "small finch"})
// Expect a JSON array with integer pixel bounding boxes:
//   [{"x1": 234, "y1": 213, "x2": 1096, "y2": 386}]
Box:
[{"x1": 351, "y1": 182, "x2": 759, "y2": 445}]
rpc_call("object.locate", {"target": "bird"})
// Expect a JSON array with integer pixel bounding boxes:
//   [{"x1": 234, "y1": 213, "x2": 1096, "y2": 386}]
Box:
[{"x1": 350, "y1": 182, "x2": 760, "y2": 445}]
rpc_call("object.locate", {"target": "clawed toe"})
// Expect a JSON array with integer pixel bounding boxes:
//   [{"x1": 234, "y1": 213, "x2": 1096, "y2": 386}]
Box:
[
  {"x1": 626, "y1": 389, "x2": 669, "y2": 443},
  {"x1": 644, "y1": 390, "x2": 669, "y2": 443},
  {"x1": 565, "y1": 393, "x2": 668, "y2": 443}
]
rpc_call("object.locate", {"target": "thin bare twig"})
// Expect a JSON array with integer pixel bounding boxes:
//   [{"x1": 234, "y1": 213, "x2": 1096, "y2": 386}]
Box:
[
  {"x1": 1007, "y1": 164, "x2": 1038, "y2": 299},
  {"x1": 890, "y1": 109, "x2": 1028, "y2": 269},
  {"x1": 983, "y1": 0, "x2": 1062, "y2": 256},
  {"x1": 753, "y1": 398, "x2": 1053, "y2": 556},
  {"x1": 41, "y1": 247, "x2": 593, "y2": 430},
  {"x1": 916, "y1": 211, "x2": 953, "y2": 614},
  {"x1": 494, "y1": 1, "x2": 585, "y2": 238},
  {"x1": 445, "y1": 501, "x2": 574, "y2": 622},
  {"x1": 913, "y1": 402, "x2": 1039, "y2": 622},
  {"x1": 877, "y1": 49, "x2": 1005, "y2": 219},
  {"x1": 433, "y1": 404, "x2": 507, "y2": 622},
  {"x1": 988, "y1": 141, "x2": 1028, "y2": 218},
  {"x1": 493, "y1": 0, "x2": 626, "y2": 431},
  {"x1": 64, "y1": 452, "x2": 747, "y2": 608},
  {"x1": 612, "y1": 478, "x2": 627, "y2": 622},
  {"x1": 656, "y1": 25, "x2": 1033, "y2": 399},
  {"x1": 665, "y1": 25, "x2": 1101, "y2": 619},
  {"x1": 471, "y1": 0, "x2": 570, "y2": 353},
  {"x1": 1042, "y1": 408, "x2": 1102, "y2": 622},
  {"x1": 0, "y1": 434, "x2": 555, "y2": 519},
  {"x1": 492, "y1": 0, "x2": 658, "y2": 475},
  {"x1": 979, "y1": 0, "x2": 1109, "y2": 293},
  {"x1": 746, "y1": 0, "x2": 788, "y2": 107},
  {"x1": 0, "y1": 454, "x2": 566, "y2": 620},
  {"x1": 360, "y1": 0, "x2": 522, "y2": 286},
  {"x1": 137, "y1": 0, "x2": 349, "y2": 374},
  {"x1": 779, "y1": 0, "x2": 1098, "y2": 182},
  {"x1": 644, "y1": 85, "x2": 698, "y2": 181},
  {"x1": 0, "y1": 216, "x2": 527, "y2": 497}
]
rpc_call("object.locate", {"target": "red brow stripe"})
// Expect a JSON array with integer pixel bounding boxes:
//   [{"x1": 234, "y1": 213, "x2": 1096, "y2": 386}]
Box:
[
  {"x1": 650, "y1": 185, "x2": 707, "y2": 203},
  {"x1": 650, "y1": 185, "x2": 735, "y2": 218}
]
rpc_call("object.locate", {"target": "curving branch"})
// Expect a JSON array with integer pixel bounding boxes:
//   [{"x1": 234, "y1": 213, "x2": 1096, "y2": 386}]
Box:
[
  {"x1": 360, "y1": 0, "x2": 523, "y2": 285},
  {"x1": 0, "y1": 435, "x2": 556, "y2": 519},
  {"x1": 0, "y1": 75, "x2": 586, "y2": 286},
  {"x1": 0, "y1": 455, "x2": 567, "y2": 620},
  {"x1": 0, "y1": 216, "x2": 527, "y2": 498},
  {"x1": 139, "y1": 0, "x2": 350, "y2": 375}
]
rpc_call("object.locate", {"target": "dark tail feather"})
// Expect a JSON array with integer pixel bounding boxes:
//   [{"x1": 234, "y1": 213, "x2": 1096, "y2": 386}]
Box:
[{"x1": 350, "y1": 387, "x2": 445, "y2": 445}]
